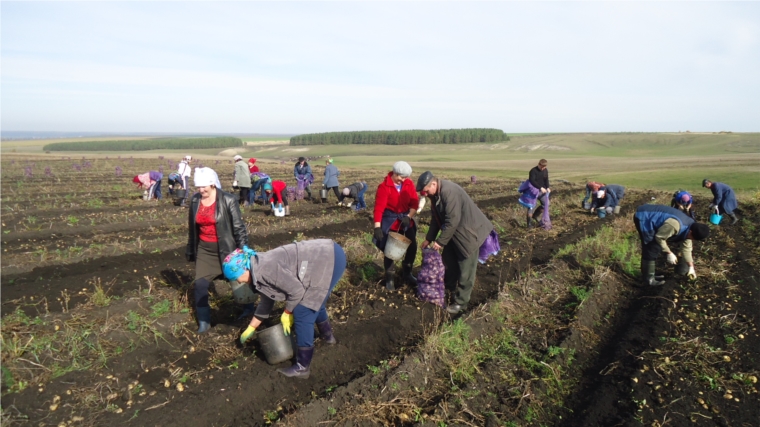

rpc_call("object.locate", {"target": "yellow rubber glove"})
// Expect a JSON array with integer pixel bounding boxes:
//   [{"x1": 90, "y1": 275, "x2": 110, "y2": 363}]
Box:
[
  {"x1": 240, "y1": 325, "x2": 256, "y2": 344},
  {"x1": 281, "y1": 311, "x2": 294, "y2": 336}
]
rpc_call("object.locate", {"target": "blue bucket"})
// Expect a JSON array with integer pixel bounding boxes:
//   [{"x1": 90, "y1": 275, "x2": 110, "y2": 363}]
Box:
[
  {"x1": 597, "y1": 209, "x2": 606, "y2": 218},
  {"x1": 709, "y1": 213, "x2": 722, "y2": 225}
]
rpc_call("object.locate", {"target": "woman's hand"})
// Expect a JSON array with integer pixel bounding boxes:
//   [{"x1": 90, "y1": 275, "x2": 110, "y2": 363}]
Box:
[
  {"x1": 373, "y1": 227, "x2": 385, "y2": 242},
  {"x1": 281, "y1": 311, "x2": 294, "y2": 335},
  {"x1": 240, "y1": 326, "x2": 256, "y2": 344}
]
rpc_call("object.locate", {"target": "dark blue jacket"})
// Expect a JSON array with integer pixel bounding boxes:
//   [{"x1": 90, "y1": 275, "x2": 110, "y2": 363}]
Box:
[
  {"x1": 635, "y1": 205, "x2": 694, "y2": 245},
  {"x1": 710, "y1": 182, "x2": 738, "y2": 214},
  {"x1": 294, "y1": 163, "x2": 312, "y2": 179},
  {"x1": 593, "y1": 184, "x2": 625, "y2": 209}
]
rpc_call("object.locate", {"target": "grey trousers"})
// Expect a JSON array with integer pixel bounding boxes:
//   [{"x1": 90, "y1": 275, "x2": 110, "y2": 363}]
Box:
[{"x1": 442, "y1": 245, "x2": 479, "y2": 307}]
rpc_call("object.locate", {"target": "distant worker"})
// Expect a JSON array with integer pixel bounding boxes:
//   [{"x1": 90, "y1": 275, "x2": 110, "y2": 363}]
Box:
[
  {"x1": 339, "y1": 182, "x2": 368, "y2": 211},
  {"x1": 226, "y1": 238, "x2": 344, "y2": 379},
  {"x1": 185, "y1": 167, "x2": 249, "y2": 333},
  {"x1": 177, "y1": 155, "x2": 193, "y2": 207},
  {"x1": 133, "y1": 170, "x2": 163, "y2": 201},
  {"x1": 248, "y1": 158, "x2": 259, "y2": 174},
  {"x1": 264, "y1": 180, "x2": 290, "y2": 216},
  {"x1": 167, "y1": 172, "x2": 181, "y2": 196},
  {"x1": 591, "y1": 184, "x2": 625, "y2": 216},
  {"x1": 670, "y1": 190, "x2": 696, "y2": 219},
  {"x1": 633, "y1": 205, "x2": 710, "y2": 286},
  {"x1": 249, "y1": 172, "x2": 270, "y2": 205},
  {"x1": 583, "y1": 181, "x2": 605, "y2": 209},
  {"x1": 294, "y1": 157, "x2": 314, "y2": 200},
  {"x1": 417, "y1": 171, "x2": 494, "y2": 315},
  {"x1": 323, "y1": 158, "x2": 341, "y2": 202},
  {"x1": 373, "y1": 162, "x2": 419, "y2": 291},
  {"x1": 233, "y1": 155, "x2": 252, "y2": 207},
  {"x1": 703, "y1": 179, "x2": 739, "y2": 224},
  {"x1": 526, "y1": 159, "x2": 551, "y2": 229}
]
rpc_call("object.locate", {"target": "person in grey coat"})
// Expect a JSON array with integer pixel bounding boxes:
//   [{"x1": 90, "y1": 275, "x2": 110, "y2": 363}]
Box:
[
  {"x1": 416, "y1": 171, "x2": 494, "y2": 315},
  {"x1": 223, "y1": 239, "x2": 346, "y2": 379},
  {"x1": 322, "y1": 159, "x2": 341, "y2": 202},
  {"x1": 233, "y1": 155, "x2": 252, "y2": 207},
  {"x1": 591, "y1": 184, "x2": 625, "y2": 215},
  {"x1": 703, "y1": 179, "x2": 739, "y2": 224}
]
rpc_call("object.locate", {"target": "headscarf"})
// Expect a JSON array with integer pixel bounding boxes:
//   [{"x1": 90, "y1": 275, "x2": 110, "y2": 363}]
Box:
[
  {"x1": 222, "y1": 246, "x2": 258, "y2": 281},
  {"x1": 248, "y1": 158, "x2": 256, "y2": 164},
  {"x1": 233, "y1": 155, "x2": 243, "y2": 161},
  {"x1": 263, "y1": 181, "x2": 273, "y2": 192},
  {"x1": 596, "y1": 190, "x2": 605, "y2": 199},
  {"x1": 193, "y1": 167, "x2": 222, "y2": 189},
  {"x1": 327, "y1": 158, "x2": 334, "y2": 164}
]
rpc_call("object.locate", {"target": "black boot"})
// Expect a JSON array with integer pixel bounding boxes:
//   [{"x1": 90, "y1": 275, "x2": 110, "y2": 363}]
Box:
[
  {"x1": 402, "y1": 264, "x2": 417, "y2": 287},
  {"x1": 196, "y1": 306, "x2": 211, "y2": 333},
  {"x1": 728, "y1": 213, "x2": 739, "y2": 225},
  {"x1": 316, "y1": 320, "x2": 337, "y2": 344},
  {"x1": 641, "y1": 260, "x2": 665, "y2": 286},
  {"x1": 385, "y1": 267, "x2": 396, "y2": 291},
  {"x1": 527, "y1": 216, "x2": 533, "y2": 229},
  {"x1": 277, "y1": 346, "x2": 314, "y2": 379}
]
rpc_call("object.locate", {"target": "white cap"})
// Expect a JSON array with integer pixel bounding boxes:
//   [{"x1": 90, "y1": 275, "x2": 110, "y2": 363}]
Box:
[
  {"x1": 597, "y1": 190, "x2": 605, "y2": 198},
  {"x1": 194, "y1": 167, "x2": 222, "y2": 189}
]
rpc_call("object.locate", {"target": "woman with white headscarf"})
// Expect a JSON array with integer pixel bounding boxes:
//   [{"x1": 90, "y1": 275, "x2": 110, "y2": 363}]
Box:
[{"x1": 186, "y1": 167, "x2": 250, "y2": 333}]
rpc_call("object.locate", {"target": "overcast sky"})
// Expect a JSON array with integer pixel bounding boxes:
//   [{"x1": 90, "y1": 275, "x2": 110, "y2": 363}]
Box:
[{"x1": 2, "y1": 1, "x2": 759, "y2": 133}]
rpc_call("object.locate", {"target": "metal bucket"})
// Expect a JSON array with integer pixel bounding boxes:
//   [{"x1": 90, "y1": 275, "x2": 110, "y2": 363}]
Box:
[
  {"x1": 258, "y1": 324, "x2": 294, "y2": 365},
  {"x1": 384, "y1": 231, "x2": 412, "y2": 261},
  {"x1": 230, "y1": 280, "x2": 257, "y2": 304},
  {"x1": 583, "y1": 201, "x2": 591, "y2": 210},
  {"x1": 613, "y1": 205, "x2": 621, "y2": 214},
  {"x1": 674, "y1": 259, "x2": 690, "y2": 276},
  {"x1": 709, "y1": 213, "x2": 722, "y2": 225},
  {"x1": 320, "y1": 188, "x2": 328, "y2": 199}
]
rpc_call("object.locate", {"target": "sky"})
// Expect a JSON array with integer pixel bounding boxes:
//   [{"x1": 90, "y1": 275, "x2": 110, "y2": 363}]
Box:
[{"x1": 2, "y1": 1, "x2": 759, "y2": 134}]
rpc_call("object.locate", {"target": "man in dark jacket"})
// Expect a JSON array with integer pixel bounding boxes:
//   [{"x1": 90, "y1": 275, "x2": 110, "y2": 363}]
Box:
[
  {"x1": 417, "y1": 171, "x2": 494, "y2": 315},
  {"x1": 591, "y1": 184, "x2": 625, "y2": 215},
  {"x1": 634, "y1": 205, "x2": 710, "y2": 286},
  {"x1": 527, "y1": 159, "x2": 550, "y2": 228}
]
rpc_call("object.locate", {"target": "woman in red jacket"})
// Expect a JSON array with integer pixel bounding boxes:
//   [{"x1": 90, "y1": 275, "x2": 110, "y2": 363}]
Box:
[
  {"x1": 373, "y1": 161, "x2": 419, "y2": 291},
  {"x1": 264, "y1": 180, "x2": 290, "y2": 216}
]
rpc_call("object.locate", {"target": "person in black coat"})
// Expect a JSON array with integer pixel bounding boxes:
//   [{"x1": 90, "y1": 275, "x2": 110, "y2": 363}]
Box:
[
  {"x1": 526, "y1": 159, "x2": 550, "y2": 228},
  {"x1": 186, "y1": 167, "x2": 249, "y2": 333}
]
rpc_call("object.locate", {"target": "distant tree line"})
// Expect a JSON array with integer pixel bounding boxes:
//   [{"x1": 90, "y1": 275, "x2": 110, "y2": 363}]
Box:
[
  {"x1": 43, "y1": 137, "x2": 243, "y2": 152},
  {"x1": 289, "y1": 129, "x2": 509, "y2": 146}
]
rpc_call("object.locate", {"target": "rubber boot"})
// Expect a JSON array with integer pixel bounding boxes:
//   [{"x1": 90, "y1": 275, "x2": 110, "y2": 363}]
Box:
[
  {"x1": 237, "y1": 303, "x2": 255, "y2": 320},
  {"x1": 402, "y1": 264, "x2": 418, "y2": 287},
  {"x1": 728, "y1": 213, "x2": 738, "y2": 225},
  {"x1": 527, "y1": 215, "x2": 534, "y2": 229},
  {"x1": 316, "y1": 320, "x2": 337, "y2": 345},
  {"x1": 385, "y1": 267, "x2": 396, "y2": 291},
  {"x1": 641, "y1": 260, "x2": 665, "y2": 286},
  {"x1": 285, "y1": 206, "x2": 291, "y2": 216},
  {"x1": 196, "y1": 306, "x2": 211, "y2": 334},
  {"x1": 277, "y1": 346, "x2": 314, "y2": 379}
]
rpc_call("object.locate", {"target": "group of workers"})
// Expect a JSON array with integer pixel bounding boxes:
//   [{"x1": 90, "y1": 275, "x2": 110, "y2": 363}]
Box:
[{"x1": 132, "y1": 153, "x2": 741, "y2": 380}]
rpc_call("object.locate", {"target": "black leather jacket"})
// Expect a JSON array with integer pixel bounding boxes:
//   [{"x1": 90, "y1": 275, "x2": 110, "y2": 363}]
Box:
[{"x1": 186, "y1": 189, "x2": 249, "y2": 264}]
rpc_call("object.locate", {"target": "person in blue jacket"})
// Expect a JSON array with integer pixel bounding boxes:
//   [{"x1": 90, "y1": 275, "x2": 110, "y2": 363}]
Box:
[
  {"x1": 590, "y1": 184, "x2": 625, "y2": 215},
  {"x1": 633, "y1": 205, "x2": 710, "y2": 286},
  {"x1": 670, "y1": 190, "x2": 696, "y2": 219},
  {"x1": 323, "y1": 158, "x2": 340, "y2": 202},
  {"x1": 294, "y1": 157, "x2": 314, "y2": 200},
  {"x1": 703, "y1": 179, "x2": 739, "y2": 224}
]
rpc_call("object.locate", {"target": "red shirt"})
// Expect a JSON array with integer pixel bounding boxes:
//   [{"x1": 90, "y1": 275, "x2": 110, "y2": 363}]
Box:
[
  {"x1": 249, "y1": 165, "x2": 259, "y2": 173},
  {"x1": 267, "y1": 180, "x2": 288, "y2": 204},
  {"x1": 373, "y1": 172, "x2": 419, "y2": 225},
  {"x1": 196, "y1": 201, "x2": 218, "y2": 242}
]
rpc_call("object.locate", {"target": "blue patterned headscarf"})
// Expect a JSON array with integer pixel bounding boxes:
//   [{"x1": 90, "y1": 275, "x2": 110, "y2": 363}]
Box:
[{"x1": 222, "y1": 246, "x2": 257, "y2": 281}]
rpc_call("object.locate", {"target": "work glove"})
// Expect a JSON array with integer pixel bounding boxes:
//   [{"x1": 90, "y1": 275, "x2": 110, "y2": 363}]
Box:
[
  {"x1": 708, "y1": 203, "x2": 716, "y2": 212},
  {"x1": 239, "y1": 325, "x2": 256, "y2": 344},
  {"x1": 373, "y1": 227, "x2": 385, "y2": 242},
  {"x1": 666, "y1": 253, "x2": 678, "y2": 265},
  {"x1": 281, "y1": 311, "x2": 294, "y2": 335},
  {"x1": 400, "y1": 216, "x2": 411, "y2": 230},
  {"x1": 687, "y1": 266, "x2": 697, "y2": 280},
  {"x1": 233, "y1": 180, "x2": 238, "y2": 187}
]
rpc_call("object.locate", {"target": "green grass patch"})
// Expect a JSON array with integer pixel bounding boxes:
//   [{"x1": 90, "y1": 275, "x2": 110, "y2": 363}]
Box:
[{"x1": 556, "y1": 224, "x2": 640, "y2": 277}]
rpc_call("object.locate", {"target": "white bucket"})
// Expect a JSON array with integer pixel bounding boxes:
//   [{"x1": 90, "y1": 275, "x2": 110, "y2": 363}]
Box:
[
  {"x1": 274, "y1": 206, "x2": 285, "y2": 217},
  {"x1": 613, "y1": 205, "x2": 621, "y2": 214},
  {"x1": 384, "y1": 232, "x2": 412, "y2": 261},
  {"x1": 142, "y1": 190, "x2": 149, "y2": 201}
]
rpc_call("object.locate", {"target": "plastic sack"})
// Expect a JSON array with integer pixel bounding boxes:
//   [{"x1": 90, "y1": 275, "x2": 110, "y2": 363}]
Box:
[
  {"x1": 518, "y1": 180, "x2": 538, "y2": 209},
  {"x1": 478, "y1": 230, "x2": 501, "y2": 264},
  {"x1": 416, "y1": 249, "x2": 446, "y2": 308},
  {"x1": 286, "y1": 186, "x2": 296, "y2": 202}
]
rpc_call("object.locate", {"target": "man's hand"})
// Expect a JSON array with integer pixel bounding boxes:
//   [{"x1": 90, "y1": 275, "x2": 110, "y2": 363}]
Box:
[
  {"x1": 666, "y1": 253, "x2": 678, "y2": 265},
  {"x1": 421, "y1": 240, "x2": 430, "y2": 249},
  {"x1": 374, "y1": 227, "x2": 385, "y2": 242},
  {"x1": 540, "y1": 188, "x2": 547, "y2": 194},
  {"x1": 429, "y1": 241, "x2": 442, "y2": 251}
]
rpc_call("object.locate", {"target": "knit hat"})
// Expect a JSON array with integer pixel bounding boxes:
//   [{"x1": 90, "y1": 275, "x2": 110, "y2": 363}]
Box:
[
  {"x1": 193, "y1": 167, "x2": 222, "y2": 189},
  {"x1": 222, "y1": 247, "x2": 257, "y2": 281},
  {"x1": 392, "y1": 161, "x2": 412, "y2": 177},
  {"x1": 342, "y1": 188, "x2": 350, "y2": 196},
  {"x1": 263, "y1": 182, "x2": 273, "y2": 192},
  {"x1": 690, "y1": 223, "x2": 710, "y2": 241},
  {"x1": 249, "y1": 158, "x2": 256, "y2": 164}
]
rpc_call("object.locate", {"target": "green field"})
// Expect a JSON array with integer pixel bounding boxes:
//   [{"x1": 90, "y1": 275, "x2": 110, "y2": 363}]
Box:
[{"x1": 3, "y1": 132, "x2": 759, "y2": 195}]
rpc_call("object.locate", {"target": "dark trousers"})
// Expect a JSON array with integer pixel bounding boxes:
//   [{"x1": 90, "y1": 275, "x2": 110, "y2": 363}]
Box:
[
  {"x1": 239, "y1": 187, "x2": 250, "y2": 206},
  {"x1": 292, "y1": 243, "x2": 346, "y2": 347},
  {"x1": 383, "y1": 225, "x2": 417, "y2": 271},
  {"x1": 194, "y1": 241, "x2": 223, "y2": 308},
  {"x1": 325, "y1": 186, "x2": 340, "y2": 200},
  {"x1": 634, "y1": 217, "x2": 662, "y2": 261},
  {"x1": 249, "y1": 179, "x2": 267, "y2": 204},
  {"x1": 442, "y1": 246, "x2": 479, "y2": 306}
]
